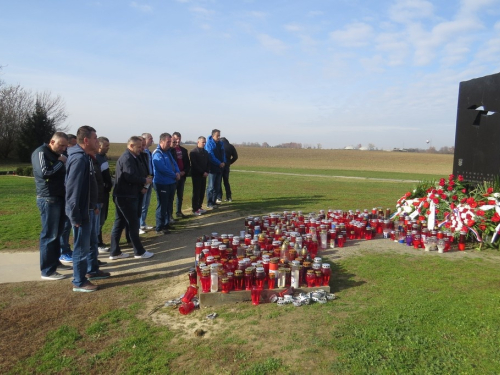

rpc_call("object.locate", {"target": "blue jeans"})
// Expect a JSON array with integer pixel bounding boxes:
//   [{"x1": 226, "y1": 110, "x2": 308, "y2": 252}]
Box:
[
  {"x1": 60, "y1": 215, "x2": 72, "y2": 256},
  {"x1": 140, "y1": 185, "x2": 153, "y2": 227},
  {"x1": 206, "y1": 172, "x2": 222, "y2": 207},
  {"x1": 110, "y1": 196, "x2": 146, "y2": 256},
  {"x1": 154, "y1": 182, "x2": 176, "y2": 231},
  {"x1": 175, "y1": 177, "x2": 186, "y2": 214},
  {"x1": 72, "y1": 221, "x2": 91, "y2": 287},
  {"x1": 36, "y1": 196, "x2": 66, "y2": 277},
  {"x1": 87, "y1": 205, "x2": 100, "y2": 275}
]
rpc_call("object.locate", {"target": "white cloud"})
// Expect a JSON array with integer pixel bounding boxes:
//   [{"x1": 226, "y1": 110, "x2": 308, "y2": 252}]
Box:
[
  {"x1": 284, "y1": 23, "x2": 304, "y2": 32},
  {"x1": 388, "y1": 0, "x2": 434, "y2": 23},
  {"x1": 308, "y1": 11, "x2": 324, "y2": 17},
  {"x1": 130, "y1": 1, "x2": 152, "y2": 12},
  {"x1": 329, "y1": 22, "x2": 373, "y2": 47},
  {"x1": 257, "y1": 34, "x2": 288, "y2": 54},
  {"x1": 248, "y1": 11, "x2": 267, "y2": 18}
]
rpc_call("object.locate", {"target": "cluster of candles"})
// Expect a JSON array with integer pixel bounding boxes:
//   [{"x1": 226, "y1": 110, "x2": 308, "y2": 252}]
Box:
[{"x1": 389, "y1": 217, "x2": 466, "y2": 252}]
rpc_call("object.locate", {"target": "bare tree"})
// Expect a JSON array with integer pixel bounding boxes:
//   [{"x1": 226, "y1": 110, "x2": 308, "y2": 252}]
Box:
[
  {"x1": 36, "y1": 91, "x2": 68, "y2": 131},
  {"x1": 0, "y1": 84, "x2": 32, "y2": 158}
]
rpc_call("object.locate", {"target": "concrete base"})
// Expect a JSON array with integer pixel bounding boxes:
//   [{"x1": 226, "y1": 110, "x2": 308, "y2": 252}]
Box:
[{"x1": 198, "y1": 285, "x2": 331, "y2": 308}]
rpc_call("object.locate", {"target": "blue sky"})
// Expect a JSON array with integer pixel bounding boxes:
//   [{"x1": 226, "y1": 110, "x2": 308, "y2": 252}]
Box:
[{"x1": 1, "y1": 0, "x2": 499, "y2": 149}]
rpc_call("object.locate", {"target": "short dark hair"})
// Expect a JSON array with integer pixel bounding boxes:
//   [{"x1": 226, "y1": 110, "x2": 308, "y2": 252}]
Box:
[
  {"x1": 211, "y1": 129, "x2": 220, "y2": 136},
  {"x1": 67, "y1": 134, "x2": 76, "y2": 141},
  {"x1": 159, "y1": 133, "x2": 172, "y2": 142},
  {"x1": 76, "y1": 126, "x2": 96, "y2": 144},
  {"x1": 98, "y1": 136, "x2": 109, "y2": 145},
  {"x1": 172, "y1": 132, "x2": 181, "y2": 138},
  {"x1": 128, "y1": 136, "x2": 142, "y2": 146},
  {"x1": 52, "y1": 132, "x2": 68, "y2": 141}
]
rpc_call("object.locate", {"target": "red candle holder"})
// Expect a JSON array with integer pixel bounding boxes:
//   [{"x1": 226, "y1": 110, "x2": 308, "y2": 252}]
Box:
[
  {"x1": 251, "y1": 286, "x2": 262, "y2": 305},
  {"x1": 179, "y1": 301, "x2": 195, "y2": 315},
  {"x1": 321, "y1": 263, "x2": 331, "y2": 286},
  {"x1": 182, "y1": 285, "x2": 198, "y2": 303},
  {"x1": 188, "y1": 269, "x2": 197, "y2": 285},
  {"x1": 306, "y1": 270, "x2": 316, "y2": 287}
]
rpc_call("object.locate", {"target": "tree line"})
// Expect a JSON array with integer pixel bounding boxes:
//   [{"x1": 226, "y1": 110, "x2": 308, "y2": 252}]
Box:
[{"x1": 0, "y1": 70, "x2": 67, "y2": 161}]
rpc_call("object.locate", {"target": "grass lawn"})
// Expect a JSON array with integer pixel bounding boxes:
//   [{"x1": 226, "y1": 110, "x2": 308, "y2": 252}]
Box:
[{"x1": 3, "y1": 149, "x2": 499, "y2": 374}]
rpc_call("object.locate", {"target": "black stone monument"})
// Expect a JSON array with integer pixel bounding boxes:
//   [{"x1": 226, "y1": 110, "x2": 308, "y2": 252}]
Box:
[{"x1": 453, "y1": 72, "x2": 500, "y2": 183}]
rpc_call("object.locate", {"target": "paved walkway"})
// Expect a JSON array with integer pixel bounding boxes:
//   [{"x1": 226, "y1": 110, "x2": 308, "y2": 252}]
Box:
[{"x1": 0, "y1": 251, "x2": 47, "y2": 283}]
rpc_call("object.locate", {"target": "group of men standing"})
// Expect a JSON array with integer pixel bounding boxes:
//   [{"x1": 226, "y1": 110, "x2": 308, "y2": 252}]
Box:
[{"x1": 32, "y1": 127, "x2": 237, "y2": 293}]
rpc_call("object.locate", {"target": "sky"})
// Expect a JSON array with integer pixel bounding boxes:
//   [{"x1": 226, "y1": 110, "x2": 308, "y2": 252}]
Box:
[{"x1": 1, "y1": 0, "x2": 499, "y2": 150}]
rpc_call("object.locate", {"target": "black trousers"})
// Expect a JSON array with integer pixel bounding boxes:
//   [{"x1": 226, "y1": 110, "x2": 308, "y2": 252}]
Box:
[{"x1": 191, "y1": 174, "x2": 207, "y2": 211}]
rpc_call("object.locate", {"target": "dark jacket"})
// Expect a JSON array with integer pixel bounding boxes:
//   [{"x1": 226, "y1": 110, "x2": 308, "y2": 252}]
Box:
[
  {"x1": 65, "y1": 144, "x2": 93, "y2": 225},
  {"x1": 31, "y1": 143, "x2": 66, "y2": 197},
  {"x1": 113, "y1": 149, "x2": 148, "y2": 198},
  {"x1": 223, "y1": 141, "x2": 238, "y2": 165},
  {"x1": 170, "y1": 145, "x2": 191, "y2": 177},
  {"x1": 189, "y1": 147, "x2": 209, "y2": 177},
  {"x1": 91, "y1": 155, "x2": 104, "y2": 204},
  {"x1": 96, "y1": 153, "x2": 112, "y2": 194},
  {"x1": 205, "y1": 136, "x2": 226, "y2": 173}
]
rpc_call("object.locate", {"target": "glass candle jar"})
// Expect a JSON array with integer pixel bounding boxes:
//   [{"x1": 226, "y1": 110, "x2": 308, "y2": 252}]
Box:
[
  {"x1": 244, "y1": 268, "x2": 254, "y2": 290},
  {"x1": 234, "y1": 270, "x2": 244, "y2": 291},
  {"x1": 188, "y1": 268, "x2": 197, "y2": 285},
  {"x1": 315, "y1": 270, "x2": 323, "y2": 287},
  {"x1": 210, "y1": 264, "x2": 219, "y2": 293},
  {"x1": 255, "y1": 267, "x2": 266, "y2": 289},
  {"x1": 458, "y1": 231, "x2": 466, "y2": 251},
  {"x1": 306, "y1": 270, "x2": 316, "y2": 287},
  {"x1": 182, "y1": 284, "x2": 198, "y2": 303},
  {"x1": 321, "y1": 263, "x2": 331, "y2": 286},
  {"x1": 200, "y1": 269, "x2": 211, "y2": 293},
  {"x1": 267, "y1": 271, "x2": 276, "y2": 289},
  {"x1": 221, "y1": 277, "x2": 230, "y2": 293}
]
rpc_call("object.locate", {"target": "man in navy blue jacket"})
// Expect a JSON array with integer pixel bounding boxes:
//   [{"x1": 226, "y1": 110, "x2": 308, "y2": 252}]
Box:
[
  {"x1": 32, "y1": 132, "x2": 69, "y2": 280},
  {"x1": 66, "y1": 125, "x2": 108, "y2": 292},
  {"x1": 205, "y1": 129, "x2": 226, "y2": 209},
  {"x1": 109, "y1": 136, "x2": 154, "y2": 259}
]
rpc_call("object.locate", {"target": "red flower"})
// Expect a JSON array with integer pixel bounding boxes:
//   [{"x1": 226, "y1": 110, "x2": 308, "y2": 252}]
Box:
[
  {"x1": 449, "y1": 180, "x2": 455, "y2": 186},
  {"x1": 449, "y1": 174, "x2": 455, "y2": 180},
  {"x1": 437, "y1": 189, "x2": 443, "y2": 195},
  {"x1": 492, "y1": 213, "x2": 500, "y2": 223},
  {"x1": 452, "y1": 195, "x2": 458, "y2": 201},
  {"x1": 427, "y1": 210, "x2": 431, "y2": 215},
  {"x1": 487, "y1": 187, "x2": 494, "y2": 194},
  {"x1": 450, "y1": 203, "x2": 456, "y2": 209},
  {"x1": 479, "y1": 224, "x2": 486, "y2": 231},
  {"x1": 462, "y1": 188, "x2": 467, "y2": 193},
  {"x1": 405, "y1": 192, "x2": 412, "y2": 198},
  {"x1": 433, "y1": 198, "x2": 439, "y2": 204},
  {"x1": 458, "y1": 175, "x2": 464, "y2": 181},
  {"x1": 476, "y1": 210, "x2": 485, "y2": 216},
  {"x1": 460, "y1": 197, "x2": 467, "y2": 203},
  {"x1": 447, "y1": 186, "x2": 454, "y2": 191},
  {"x1": 413, "y1": 201, "x2": 420, "y2": 206},
  {"x1": 489, "y1": 200, "x2": 496, "y2": 205},
  {"x1": 439, "y1": 179, "x2": 446, "y2": 186},
  {"x1": 470, "y1": 202, "x2": 478, "y2": 208},
  {"x1": 441, "y1": 194, "x2": 447, "y2": 200},
  {"x1": 467, "y1": 219, "x2": 475, "y2": 227},
  {"x1": 423, "y1": 201, "x2": 430, "y2": 208},
  {"x1": 419, "y1": 216, "x2": 425, "y2": 221}
]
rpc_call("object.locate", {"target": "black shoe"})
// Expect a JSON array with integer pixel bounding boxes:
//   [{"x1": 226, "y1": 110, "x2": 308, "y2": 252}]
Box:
[
  {"x1": 98, "y1": 260, "x2": 108, "y2": 266},
  {"x1": 57, "y1": 263, "x2": 72, "y2": 271},
  {"x1": 176, "y1": 212, "x2": 186, "y2": 218},
  {"x1": 166, "y1": 224, "x2": 175, "y2": 230}
]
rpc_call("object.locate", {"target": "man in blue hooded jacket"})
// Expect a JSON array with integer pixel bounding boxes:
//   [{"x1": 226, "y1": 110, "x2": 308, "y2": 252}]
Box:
[{"x1": 205, "y1": 129, "x2": 226, "y2": 209}]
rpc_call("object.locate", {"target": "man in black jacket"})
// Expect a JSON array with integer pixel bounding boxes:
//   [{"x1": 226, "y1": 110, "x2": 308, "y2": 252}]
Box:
[
  {"x1": 189, "y1": 136, "x2": 209, "y2": 215},
  {"x1": 32, "y1": 132, "x2": 69, "y2": 280},
  {"x1": 96, "y1": 137, "x2": 112, "y2": 251},
  {"x1": 109, "y1": 136, "x2": 154, "y2": 260},
  {"x1": 171, "y1": 132, "x2": 191, "y2": 218},
  {"x1": 218, "y1": 137, "x2": 238, "y2": 202}
]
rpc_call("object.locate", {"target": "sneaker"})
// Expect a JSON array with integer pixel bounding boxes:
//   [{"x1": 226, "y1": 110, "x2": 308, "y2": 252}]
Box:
[
  {"x1": 57, "y1": 263, "x2": 72, "y2": 271},
  {"x1": 169, "y1": 217, "x2": 176, "y2": 224},
  {"x1": 140, "y1": 225, "x2": 154, "y2": 230},
  {"x1": 41, "y1": 272, "x2": 66, "y2": 281},
  {"x1": 216, "y1": 199, "x2": 222, "y2": 204},
  {"x1": 227, "y1": 198, "x2": 232, "y2": 202},
  {"x1": 98, "y1": 260, "x2": 108, "y2": 266},
  {"x1": 206, "y1": 205, "x2": 214, "y2": 210},
  {"x1": 139, "y1": 229, "x2": 146, "y2": 235},
  {"x1": 199, "y1": 208, "x2": 207, "y2": 214},
  {"x1": 98, "y1": 246, "x2": 110, "y2": 253},
  {"x1": 135, "y1": 251, "x2": 154, "y2": 259},
  {"x1": 193, "y1": 209, "x2": 202, "y2": 216},
  {"x1": 109, "y1": 253, "x2": 130, "y2": 260},
  {"x1": 73, "y1": 281, "x2": 99, "y2": 293},
  {"x1": 59, "y1": 254, "x2": 73, "y2": 264},
  {"x1": 86, "y1": 270, "x2": 111, "y2": 280}
]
